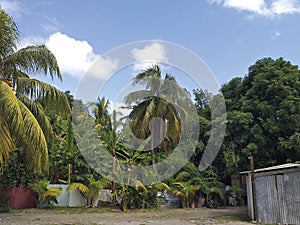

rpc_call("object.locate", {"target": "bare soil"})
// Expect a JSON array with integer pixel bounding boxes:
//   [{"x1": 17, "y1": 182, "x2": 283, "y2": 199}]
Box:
[{"x1": 0, "y1": 206, "x2": 252, "y2": 225}]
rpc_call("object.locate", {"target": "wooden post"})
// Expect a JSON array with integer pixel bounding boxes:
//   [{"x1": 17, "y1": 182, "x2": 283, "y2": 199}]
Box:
[{"x1": 250, "y1": 156, "x2": 257, "y2": 222}]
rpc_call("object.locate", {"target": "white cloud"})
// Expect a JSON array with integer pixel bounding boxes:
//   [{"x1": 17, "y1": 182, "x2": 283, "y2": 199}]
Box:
[
  {"x1": 20, "y1": 32, "x2": 119, "y2": 79},
  {"x1": 45, "y1": 32, "x2": 97, "y2": 78},
  {"x1": 271, "y1": 0, "x2": 300, "y2": 14},
  {"x1": 208, "y1": 0, "x2": 300, "y2": 18},
  {"x1": 131, "y1": 42, "x2": 168, "y2": 71},
  {"x1": 45, "y1": 32, "x2": 118, "y2": 79}
]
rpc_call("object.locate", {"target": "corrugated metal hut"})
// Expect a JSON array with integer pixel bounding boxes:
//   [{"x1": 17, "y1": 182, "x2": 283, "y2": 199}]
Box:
[{"x1": 241, "y1": 163, "x2": 300, "y2": 224}]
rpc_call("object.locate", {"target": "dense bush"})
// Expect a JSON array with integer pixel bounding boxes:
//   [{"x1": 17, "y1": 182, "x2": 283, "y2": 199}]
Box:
[{"x1": 0, "y1": 195, "x2": 10, "y2": 213}]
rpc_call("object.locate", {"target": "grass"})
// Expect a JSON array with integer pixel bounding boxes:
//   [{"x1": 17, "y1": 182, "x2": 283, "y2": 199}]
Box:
[
  {"x1": 215, "y1": 214, "x2": 250, "y2": 223},
  {"x1": 49, "y1": 206, "x2": 122, "y2": 214},
  {"x1": 11, "y1": 206, "x2": 122, "y2": 214}
]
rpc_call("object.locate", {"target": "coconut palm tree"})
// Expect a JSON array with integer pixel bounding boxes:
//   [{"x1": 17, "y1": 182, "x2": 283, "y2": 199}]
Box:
[
  {"x1": 125, "y1": 65, "x2": 191, "y2": 162},
  {"x1": 0, "y1": 9, "x2": 70, "y2": 173},
  {"x1": 93, "y1": 97, "x2": 111, "y2": 129}
]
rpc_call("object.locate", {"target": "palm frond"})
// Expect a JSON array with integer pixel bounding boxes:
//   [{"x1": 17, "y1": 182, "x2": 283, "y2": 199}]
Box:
[
  {"x1": 133, "y1": 66, "x2": 162, "y2": 93},
  {"x1": 133, "y1": 65, "x2": 161, "y2": 84},
  {"x1": 0, "y1": 9, "x2": 18, "y2": 58},
  {"x1": 128, "y1": 99, "x2": 153, "y2": 138},
  {"x1": 0, "y1": 68, "x2": 30, "y2": 82},
  {"x1": 2, "y1": 45, "x2": 61, "y2": 80},
  {"x1": 140, "y1": 100, "x2": 156, "y2": 137},
  {"x1": 17, "y1": 93, "x2": 53, "y2": 141},
  {"x1": 87, "y1": 176, "x2": 109, "y2": 190},
  {"x1": 173, "y1": 181, "x2": 185, "y2": 188},
  {"x1": 18, "y1": 100, "x2": 48, "y2": 173},
  {"x1": 129, "y1": 178, "x2": 147, "y2": 191},
  {"x1": 28, "y1": 179, "x2": 49, "y2": 201},
  {"x1": 136, "y1": 136, "x2": 151, "y2": 152},
  {"x1": 174, "y1": 171, "x2": 190, "y2": 182},
  {"x1": 16, "y1": 77, "x2": 71, "y2": 116},
  {"x1": 125, "y1": 90, "x2": 151, "y2": 104},
  {"x1": 151, "y1": 182, "x2": 170, "y2": 191},
  {"x1": 165, "y1": 102, "x2": 181, "y2": 145},
  {"x1": 67, "y1": 182, "x2": 89, "y2": 195},
  {"x1": 0, "y1": 81, "x2": 24, "y2": 132},
  {"x1": 173, "y1": 189, "x2": 184, "y2": 198},
  {"x1": 161, "y1": 76, "x2": 191, "y2": 103},
  {"x1": 41, "y1": 187, "x2": 62, "y2": 200},
  {"x1": 0, "y1": 115, "x2": 14, "y2": 170}
]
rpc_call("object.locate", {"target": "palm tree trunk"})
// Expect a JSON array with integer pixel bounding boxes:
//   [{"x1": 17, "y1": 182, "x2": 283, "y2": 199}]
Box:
[
  {"x1": 111, "y1": 154, "x2": 117, "y2": 206},
  {"x1": 151, "y1": 138, "x2": 157, "y2": 171},
  {"x1": 191, "y1": 201, "x2": 196, "y2": 208}
]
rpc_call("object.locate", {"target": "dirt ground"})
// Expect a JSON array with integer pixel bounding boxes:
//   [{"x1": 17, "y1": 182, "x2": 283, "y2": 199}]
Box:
[{"x1": 0, "y1": 206, "x2": 252, "y2": 225}]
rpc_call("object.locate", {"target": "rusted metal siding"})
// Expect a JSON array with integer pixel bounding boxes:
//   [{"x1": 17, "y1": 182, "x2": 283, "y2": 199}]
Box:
[
  {"x1": 0, "y1": 185, "x2": 36, "y2": 209},
  {"x1": 254, "y1": 171, "x2": 300, "y2": 224}
]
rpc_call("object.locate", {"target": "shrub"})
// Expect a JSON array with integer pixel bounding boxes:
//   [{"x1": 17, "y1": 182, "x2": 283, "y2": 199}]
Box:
[{"x1": 0, "y1": 195, "x2": 10, "y2": 213}]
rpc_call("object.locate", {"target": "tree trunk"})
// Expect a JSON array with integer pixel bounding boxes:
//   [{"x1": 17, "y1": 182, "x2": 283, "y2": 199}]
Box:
[
  {"x1": 111, "y1": 153, "x2": 117, "y2": 206},
  {"x1": 191, "y1": 201, "x2": 196, "y2": 208}
]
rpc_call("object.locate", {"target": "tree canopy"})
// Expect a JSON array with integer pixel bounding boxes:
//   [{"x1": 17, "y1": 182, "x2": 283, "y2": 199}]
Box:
[{"x1": 217, "y1": 57, "x2": 300, "y2": 174}]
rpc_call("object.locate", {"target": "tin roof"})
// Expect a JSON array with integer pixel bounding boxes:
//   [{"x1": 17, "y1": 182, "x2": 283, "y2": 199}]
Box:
[{"x1": 240, "y1": 163, "x2": 300, "y2": 174}]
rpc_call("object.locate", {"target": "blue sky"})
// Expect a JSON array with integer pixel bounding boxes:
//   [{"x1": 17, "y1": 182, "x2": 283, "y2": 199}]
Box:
[{"x1": 1, "y1": 0, "x2": 300, "y2": 100}]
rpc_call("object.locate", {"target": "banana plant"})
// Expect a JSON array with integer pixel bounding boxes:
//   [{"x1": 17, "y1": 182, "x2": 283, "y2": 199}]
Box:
[{"x1": 172, "y1": 181, "x2": 201, "y2": 208}]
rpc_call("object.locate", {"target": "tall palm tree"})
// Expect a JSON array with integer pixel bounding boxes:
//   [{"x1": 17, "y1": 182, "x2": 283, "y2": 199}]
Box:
[
  {"x1": 91, "y1": 98, "x2": 117, "y2": 205},
  {"x1": 0, "y1": 9, "x2": 70, "y2": 173},
  {"x1": 93, "y1": 97, "x2": 111, "y2": 129},
  {"x1": 125, "y1": 65, "x2": 190, "y2": 161}
]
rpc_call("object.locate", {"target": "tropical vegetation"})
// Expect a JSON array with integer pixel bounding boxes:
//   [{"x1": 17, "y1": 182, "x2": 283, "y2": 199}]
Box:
[
  {"x1": 0, "y1": 8, "x2": 70, "y2": 174},
  {"x1": 0, "y1": 8, "x2": 299, "y2": 212},
  {"x1": 29, "y1": 179, "x2": 62, "y2": 208}
]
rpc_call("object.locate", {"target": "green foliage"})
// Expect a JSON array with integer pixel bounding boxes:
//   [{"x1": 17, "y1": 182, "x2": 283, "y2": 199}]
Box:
[
  {"x1": 170, "y1": 162, "x2": 224, "y2": 208},
  {"x1": 0, "y1": 148, "x2": 41, "y2": 187},
  {"x1": 47, "y1": 114, "x2": 91, "y2": 183},
  {"x1": 193, "y1": 57, "x2": 300, "y2": 181},
  {"x1": 125, "y1": 65, "x2": 191, "y2": 159},
  {"x1": 29, "y1": 179, "x2": 62, "y2": 208},
  {"x1": 67, "y1": 175, "x2": 110, "y2": 207},
  {"x1": 221, "y1": 57, "x2": 300, "y2": 170},
  {"x1": 172, "y1": 181, "x2": 201, "y2": 208},
  {"x1": 50, "y1": 59, "x2": 299, "y2": 211},
  {"x1": 0, "y1": 195, "x2": 10, "y2": 212},
  {"x1": 126, "y1": 181, "x2": 170, "y2": 209},
  {"x1": 0, "y1": 8, "x2": 70, "y2": 173}
]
